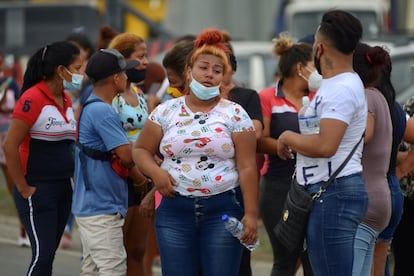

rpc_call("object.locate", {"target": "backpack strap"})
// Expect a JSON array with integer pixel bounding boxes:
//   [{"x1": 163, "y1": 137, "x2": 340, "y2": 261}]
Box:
[{"x1": 77, "y1": 97, "x2": 111, "y2": 190}]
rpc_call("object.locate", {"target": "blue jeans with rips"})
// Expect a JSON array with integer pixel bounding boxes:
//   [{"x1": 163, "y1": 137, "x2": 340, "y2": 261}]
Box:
[
  {"x1": 155, "y1": 187, "x2": 245, "y2": 276},
  {"x1": 304, "y1": 173, "x2": 368, "y2": 276}
]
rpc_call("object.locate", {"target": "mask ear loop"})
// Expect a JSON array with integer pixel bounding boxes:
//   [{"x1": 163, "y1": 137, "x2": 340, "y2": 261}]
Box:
[
  {"x1": 296, "y1": 63, "x2": 303, "y2": 78},
  {"x1": 63, "y1": 67, "x2": 74, "y2": 83},
  {"x1": 298, "y1": 71, "x2": 305, "y2": 79},
  {"x1": 64, "y1": 67, "x2": 73, "y2": 75},
  {"x1": 305, "y1": 66, "x2": 314, "y2": 74},
  {"x1": 297, "y1": 63, "x2": 308, "y2": 81}
]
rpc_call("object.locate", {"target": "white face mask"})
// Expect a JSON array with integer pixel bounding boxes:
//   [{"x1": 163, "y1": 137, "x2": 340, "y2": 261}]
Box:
[
  {"x1": 300, "y1": 67, "x2": 323, "y2": 91},
  {"x1": 307, "y1": 69, "x2": 322, "y2": 91}
]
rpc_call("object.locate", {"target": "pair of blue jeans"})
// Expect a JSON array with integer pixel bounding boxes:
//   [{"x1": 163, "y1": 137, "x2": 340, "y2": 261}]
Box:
[
  {"x1": 352, "y1": 223, "x2": 380, "y2": 276},
  {"x1": 155, "y1": 187, "x2": 245, "y2": 276},
  {"x1": 304, "y1": 173, "x2": 368, "y2": 276}
]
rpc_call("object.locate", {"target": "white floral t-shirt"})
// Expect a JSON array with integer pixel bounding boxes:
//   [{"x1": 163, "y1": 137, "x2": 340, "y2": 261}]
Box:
[{"x1": 149, "y1": 96, "x2": 255, "y2": 196}]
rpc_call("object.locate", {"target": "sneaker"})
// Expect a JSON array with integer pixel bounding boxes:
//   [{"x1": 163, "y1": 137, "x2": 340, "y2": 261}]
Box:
[
  {"x1": 59, "y1": 232, "x2": 72, "y2": 250},
  {"x1": 17, "y1": 234, "x2": 30, "y2": 247}
]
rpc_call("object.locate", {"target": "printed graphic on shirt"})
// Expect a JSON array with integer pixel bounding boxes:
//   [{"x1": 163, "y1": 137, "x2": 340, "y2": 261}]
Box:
[
  {"x1": 22, "y1": 99, "x2": 31, "y2": 112},
  {"x1": 112, "y1": 86, "x2": 148, "y2": 141}
]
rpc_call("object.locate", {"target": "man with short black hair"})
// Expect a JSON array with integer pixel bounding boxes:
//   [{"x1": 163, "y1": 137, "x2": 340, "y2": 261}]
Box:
[{"x1": 277, "y1": 10, "x2": 368, "y2": 275}]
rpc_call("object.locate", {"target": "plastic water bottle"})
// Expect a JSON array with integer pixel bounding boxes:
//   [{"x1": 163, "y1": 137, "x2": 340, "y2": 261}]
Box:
[
  {"x1": 298, "y1": 96, "x2": 319, "y2": 134},
  {"x1": 222, "y1": 214, "x2": 260, "y2": 251}
]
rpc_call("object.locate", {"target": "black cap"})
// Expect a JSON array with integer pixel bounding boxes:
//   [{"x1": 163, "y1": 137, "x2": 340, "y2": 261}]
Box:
[{"x1": 85, "y1": 48, "x2": 139, "y2": 82}]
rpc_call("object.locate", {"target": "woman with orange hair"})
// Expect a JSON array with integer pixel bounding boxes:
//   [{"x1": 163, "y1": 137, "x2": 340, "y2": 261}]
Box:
[{"x1": 133, "y1": 28, "x2": 259, "y2": 276}]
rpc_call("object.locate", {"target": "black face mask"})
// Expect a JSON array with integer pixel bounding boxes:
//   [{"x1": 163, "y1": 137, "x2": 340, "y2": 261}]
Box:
[
  {"x1": 126, "y1": 68, "x2": 147, "y2": 83},
  {"x1": 314, "y1": 49, "x2": 322, "y2": 75}
]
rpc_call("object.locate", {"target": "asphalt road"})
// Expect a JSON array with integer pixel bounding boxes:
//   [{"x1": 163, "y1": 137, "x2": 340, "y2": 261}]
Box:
[
  {"x1": 0, "y1": 215, "x2": 277, "y2": 276},
  {"x1": 0, "y1": 239, "x2": 81, "y2": 276},
  {"x1": 0, "y1": 215, "x2": 162, "y2": 276}
]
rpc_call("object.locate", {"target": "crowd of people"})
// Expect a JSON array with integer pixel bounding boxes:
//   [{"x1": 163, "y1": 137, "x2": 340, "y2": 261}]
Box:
[{"x1": 1, "y1": 8, "x2": 414, "y2": 276}]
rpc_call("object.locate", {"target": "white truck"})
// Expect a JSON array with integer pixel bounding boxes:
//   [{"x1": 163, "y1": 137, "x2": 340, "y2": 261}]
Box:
[{"x1": 279, "y1": 0, "x2": 389, "y2": 40}]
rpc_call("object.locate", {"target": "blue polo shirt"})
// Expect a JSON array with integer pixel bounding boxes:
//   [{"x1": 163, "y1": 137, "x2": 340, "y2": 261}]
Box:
[{"x1": 72, "y1": 94, "x2": 130, "y2": 218}]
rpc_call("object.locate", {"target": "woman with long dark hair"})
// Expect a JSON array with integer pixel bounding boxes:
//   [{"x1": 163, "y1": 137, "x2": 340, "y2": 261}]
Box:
[{"x1": 3, "y1": 41, "x2": 81, "y2": 275}]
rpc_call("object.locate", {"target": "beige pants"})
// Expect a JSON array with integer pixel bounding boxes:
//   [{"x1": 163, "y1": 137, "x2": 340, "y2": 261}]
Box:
[{"x1": 76, "y1": 214, "x2": 126, "y2": 276}]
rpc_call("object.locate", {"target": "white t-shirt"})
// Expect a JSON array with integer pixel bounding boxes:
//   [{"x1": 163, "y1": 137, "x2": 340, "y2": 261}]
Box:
[
  {"x1": 296, "y1": 72, "x2": 367, "y2": 185},
  {"x1": 149, "y1": 96, "x2": 255, "y2": 196}
]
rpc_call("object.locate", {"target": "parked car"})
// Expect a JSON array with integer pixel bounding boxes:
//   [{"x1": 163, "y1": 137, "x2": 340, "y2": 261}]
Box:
[
  {"x1": 279, "y1": 0, "x2": 388, "y2": 41},
  {"x1": 233, "y1": 39, "x2": 414, "y2": 101}
]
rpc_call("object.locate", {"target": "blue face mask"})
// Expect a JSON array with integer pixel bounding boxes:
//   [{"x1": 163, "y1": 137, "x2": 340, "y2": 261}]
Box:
[
  {"x1": 189, "y1": 74, "x2": 220, "y2": 100},
  {"x1": 63, "y1": 67, "x2": 84, "y2": 92}
]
